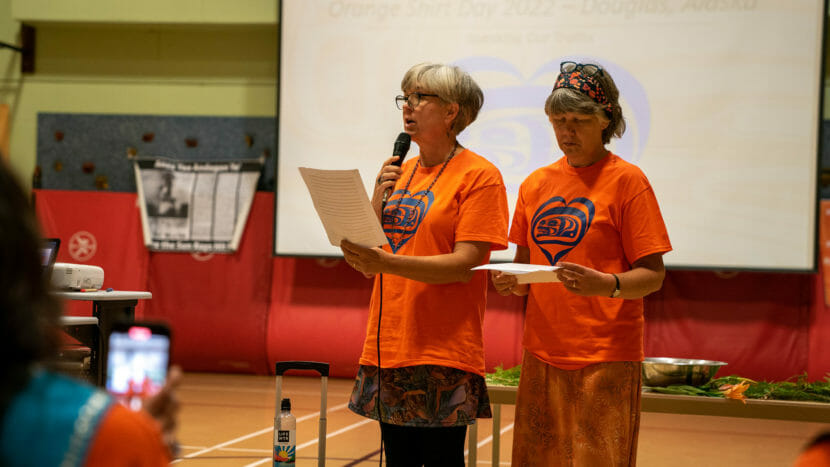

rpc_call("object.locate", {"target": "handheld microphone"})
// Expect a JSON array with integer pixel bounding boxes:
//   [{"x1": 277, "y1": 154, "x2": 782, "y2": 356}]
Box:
[
  {"x1": 382, "y1": 133, "x2": 411, "y2": 205},
  {"x1": 391, "y1": 132, "x2": 411, "y2": 167}
]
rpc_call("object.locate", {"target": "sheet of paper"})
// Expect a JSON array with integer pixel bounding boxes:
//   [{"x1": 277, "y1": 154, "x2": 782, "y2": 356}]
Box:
[
  {"x1": 471, "y1": 262, "x2": 562, "y2": 284},
  {"x1": 299, "y1": 167, "x2": 387, "y2": 248}
]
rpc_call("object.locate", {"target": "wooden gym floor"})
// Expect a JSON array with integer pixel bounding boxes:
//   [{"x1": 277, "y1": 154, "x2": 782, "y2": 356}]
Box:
[{"x1": 173, "y1": 372, "x2": 827, "y2": 466}]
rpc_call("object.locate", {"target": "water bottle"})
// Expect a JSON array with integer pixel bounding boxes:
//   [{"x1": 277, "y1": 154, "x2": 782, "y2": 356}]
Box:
[{"x1": 274, "y1": 398, "x2": 296, "y2": 466}]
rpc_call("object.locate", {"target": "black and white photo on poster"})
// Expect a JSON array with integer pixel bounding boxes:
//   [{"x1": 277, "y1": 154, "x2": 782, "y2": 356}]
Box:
[{"x1": 134, "y1": 157, "x2": 262, "y2": 253}]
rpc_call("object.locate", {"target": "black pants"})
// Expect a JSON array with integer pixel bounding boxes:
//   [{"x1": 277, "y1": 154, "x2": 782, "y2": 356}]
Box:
[{"x1": 380, "y1": 422, "x2": 468, "y2": 467}]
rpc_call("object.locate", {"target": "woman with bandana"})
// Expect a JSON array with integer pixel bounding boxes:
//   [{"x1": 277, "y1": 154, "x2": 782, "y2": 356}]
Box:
[
  {"x1": 491, "y1": 61, "x2": 672, "y2": 466},
  {"x1": 340, "y1": 62, "x2": 508, "y2": 466}
]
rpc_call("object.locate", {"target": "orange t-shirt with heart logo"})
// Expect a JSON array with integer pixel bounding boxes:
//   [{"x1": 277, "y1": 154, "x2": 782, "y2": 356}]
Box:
[
  {"x1": 509, "y1": 153, "x2": 671, "y2": 369},
  {"x1": 359, "y1": 149, "x2": 509, "y2": 376}
]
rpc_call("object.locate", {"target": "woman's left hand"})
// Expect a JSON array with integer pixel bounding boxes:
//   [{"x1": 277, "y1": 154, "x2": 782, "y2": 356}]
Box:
[
  {"x1": 341, "y1": 239, "x2": 386, "y2": 278},
  {"x1": 555, "y1": 261, "x2": 616, "y2": 297}
]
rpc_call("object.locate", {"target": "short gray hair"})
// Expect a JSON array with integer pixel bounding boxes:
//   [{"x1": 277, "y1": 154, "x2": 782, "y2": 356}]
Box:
[
  {"x1": 544, "y1": 65, "x2": 626, "y2": 145},
  {"x1": 401, "y1": 63, "x2": 484, "y2": 135}
]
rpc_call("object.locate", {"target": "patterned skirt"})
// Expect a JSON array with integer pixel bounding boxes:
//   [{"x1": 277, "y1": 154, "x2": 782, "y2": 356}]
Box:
[
  {"x1": 348, "y1": 364, "x2": 492, "y2": 427},
  {"x1": 511, "y1": 351, "x2": 642, "y2": 467}
]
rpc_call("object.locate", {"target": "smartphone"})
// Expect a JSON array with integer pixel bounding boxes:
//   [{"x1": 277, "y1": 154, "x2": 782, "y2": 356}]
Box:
[{"x1": 105, "y1": 321, "x2": 171, "y2": 411}]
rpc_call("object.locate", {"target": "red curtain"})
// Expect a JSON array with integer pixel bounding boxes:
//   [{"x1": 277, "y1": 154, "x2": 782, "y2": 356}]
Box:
[
  {"x1": 36, "y1": 190, "x2": 149, "y2": 318},
  {"x1": 35, "y1": 190, "x2": 830, "y2": 381},
  {"x1": 644, "y1": 270, "x2": 812, "y2": 381}
]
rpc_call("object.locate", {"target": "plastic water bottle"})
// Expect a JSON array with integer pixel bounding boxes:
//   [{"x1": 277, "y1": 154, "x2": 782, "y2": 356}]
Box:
[{"x1": 274, "y1": 398, "x2": 296, "y2": 466}]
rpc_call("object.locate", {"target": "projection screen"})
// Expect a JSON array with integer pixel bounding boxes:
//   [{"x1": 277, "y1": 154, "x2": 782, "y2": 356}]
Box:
[{"x1": 275, "y1": 0, "x2": 824, "y2": 271}]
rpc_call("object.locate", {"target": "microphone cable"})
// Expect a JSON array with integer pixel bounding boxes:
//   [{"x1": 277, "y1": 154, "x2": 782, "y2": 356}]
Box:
[
  {"x1": 375, "y1": 134, "x2": 407, "y2": 465},
  {"x1": 376, "y1": 272, "x2": 384, "y2": 467}
]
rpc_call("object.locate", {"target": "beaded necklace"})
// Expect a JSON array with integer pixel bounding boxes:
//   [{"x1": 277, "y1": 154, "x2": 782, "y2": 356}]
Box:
[
  {"x1": 385, "y1": 141, "x2": 459, "y2": 247},
  {"x1": 391, "y1": 140, "x2": 458, "y2": 210}
]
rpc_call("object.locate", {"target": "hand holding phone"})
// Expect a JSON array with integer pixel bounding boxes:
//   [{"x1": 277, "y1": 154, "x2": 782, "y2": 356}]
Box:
[{"x1": 106, "y1": 321, "x2": 171, "y2": 411}]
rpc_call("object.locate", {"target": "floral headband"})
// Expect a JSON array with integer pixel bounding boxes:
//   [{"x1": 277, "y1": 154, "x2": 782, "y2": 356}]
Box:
[{"x1": 553, "y1": 66, "x2": 613, "y2": 115}]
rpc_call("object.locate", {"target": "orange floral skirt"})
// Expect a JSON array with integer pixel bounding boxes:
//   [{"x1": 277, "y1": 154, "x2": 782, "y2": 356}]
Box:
[{"x1": 511, "y1": 351, "x2": 642, "y2": 467}]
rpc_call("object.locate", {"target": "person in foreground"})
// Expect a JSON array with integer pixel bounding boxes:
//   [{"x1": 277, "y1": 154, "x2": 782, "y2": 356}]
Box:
[
  {"x1": 340, "y1": 62, "x2": 509, "y2": 466},
  {"x1": 0, "y1": 160, "x2": 181, "y2": 466},
  {"x1": 491, "y1": 61, "x2": 672, "y2": 466},
  {"x1": 794, "y1": 431, "x2": 830, "y2": 467}
]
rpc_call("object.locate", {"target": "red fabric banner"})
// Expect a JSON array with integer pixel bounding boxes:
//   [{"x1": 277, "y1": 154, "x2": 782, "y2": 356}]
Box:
[
  {"x1": 644, "y1": 270, "x2": 812, "y2": 381},
  {"x1": 35, "y1": 190, "x2": 150, "y2": 318},
  {"x1": 141, "y1": 194, "x2": 275, "y2": 374},
  {"x1": 33, "y1": 190, "x2": 829, "y2": 381}
]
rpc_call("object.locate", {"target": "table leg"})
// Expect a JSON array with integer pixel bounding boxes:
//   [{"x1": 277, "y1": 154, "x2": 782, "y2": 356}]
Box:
[
  {"x1": 468, "y1": 421, "x2": 477, "y2": 466},
  {"x1": 92, "y1": 299, "x2": 137, "y2": 386},
  {"x1": 492, "y1": 403, "x2": 501, "y2": 466}
]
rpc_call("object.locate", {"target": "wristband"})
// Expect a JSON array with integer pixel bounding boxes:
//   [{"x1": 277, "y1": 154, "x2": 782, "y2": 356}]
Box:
[{"x1": 610, "y1": 273, "x2": 621, "y2": 298}]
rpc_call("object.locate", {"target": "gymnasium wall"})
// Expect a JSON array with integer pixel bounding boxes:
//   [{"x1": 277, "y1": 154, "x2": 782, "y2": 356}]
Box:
[
  {"x1": 0, "y1": 0, "x2": 277, "y2": 189},
  {"x1": 35, "y1": 189, "x2": 830, "y2": 382},
  {"x1": 5, "y1": 1, "x2": 830, "y2": 383}
]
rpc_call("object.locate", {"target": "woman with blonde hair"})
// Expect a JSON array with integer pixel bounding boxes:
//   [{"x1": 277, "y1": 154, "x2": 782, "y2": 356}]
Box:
[{"x1": 341, "y1": 62, "x2": 509, "y2": 466}]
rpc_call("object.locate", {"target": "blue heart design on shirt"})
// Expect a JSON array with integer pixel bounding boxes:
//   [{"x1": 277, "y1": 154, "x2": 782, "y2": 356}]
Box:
[
  {"x1": 530, "y1": 196, "x2": 594, "y2": 265},
  {"x1": 383, "y1": 190, "x2": 434, "y2": 253}
]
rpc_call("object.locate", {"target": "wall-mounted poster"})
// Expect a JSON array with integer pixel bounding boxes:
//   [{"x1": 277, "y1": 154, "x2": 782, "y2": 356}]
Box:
[{"x1": 135, "y1": 156, "x2": 261, "y2": 253}]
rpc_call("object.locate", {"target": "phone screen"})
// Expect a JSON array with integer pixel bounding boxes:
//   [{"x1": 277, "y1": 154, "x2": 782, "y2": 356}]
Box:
[{"x1": 106, "y1": 322, "x2": 171, "y2": 410}]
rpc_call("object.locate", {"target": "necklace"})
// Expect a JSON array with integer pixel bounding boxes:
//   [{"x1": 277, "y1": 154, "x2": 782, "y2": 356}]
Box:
[
  {"x1": 385, "y1": 141, "x2": 459, "y2": 247},
  {"x1": 396, "y1": 140, "x2": 459, "y2": 202}
]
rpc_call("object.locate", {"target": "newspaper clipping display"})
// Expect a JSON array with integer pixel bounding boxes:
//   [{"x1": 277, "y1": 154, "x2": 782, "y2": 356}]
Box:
[{"x1": 135, "y1": 157, "x2": 262, "y2": 253}]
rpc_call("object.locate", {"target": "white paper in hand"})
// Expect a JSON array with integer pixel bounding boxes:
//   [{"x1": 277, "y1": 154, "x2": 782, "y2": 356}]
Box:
[
  {"x1": 471, "y1": 262, "x2": 561, "y2": 284},
  {"x1": 299, "y1": 167, "x2": 387, "y2": 248}
]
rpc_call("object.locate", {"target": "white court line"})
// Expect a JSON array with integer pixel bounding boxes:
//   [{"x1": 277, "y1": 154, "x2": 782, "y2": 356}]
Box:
[
  {"x1": 183, "y1": 385, "x2": 328, "y2": 396},
  {"x1": 464, "y1": 422, "x2": 515, "y2": 455},
  {"x1": 243, "y1": 418, "x2": 375, "y2": 467},
  {"x1": 171, "y1": 402, "x2": 349, "y2": 463},
  {"x1": 179, "y1": 446, "x2": 272, "y2": 454}
]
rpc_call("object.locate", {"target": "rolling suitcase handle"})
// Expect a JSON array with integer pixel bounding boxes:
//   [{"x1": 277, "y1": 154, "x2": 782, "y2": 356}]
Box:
[{"x1": 275, "y1": 361, "x2": 330, "y2": 467}]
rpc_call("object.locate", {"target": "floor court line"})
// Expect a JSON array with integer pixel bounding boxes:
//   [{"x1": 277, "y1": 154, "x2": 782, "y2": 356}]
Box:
[
  {"x1": 173, "y1": 402, "x2": 350, "y2": 463},
  {"x1": 244, "y1": 418, "x2": 376, "y2": 467},
  {"x1": 463, "y1": 421, "x2": 514, "y2": 465},
  {"x1": 178, "y1": 423, "x2": 516, "y2": 463},
  {"x1": 179, "y1": 446, "x2": 271, "y2": 454},
  {"x1": 474, "y1": 422, "x2": 514, "y2": 450}
]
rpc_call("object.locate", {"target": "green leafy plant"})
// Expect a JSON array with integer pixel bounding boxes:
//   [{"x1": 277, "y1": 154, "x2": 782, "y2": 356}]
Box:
[
  {"x1": 648, "y1": 373, "x2": 830, "y2": 402},
  {"x1": 485, "y1": 364, "x2": 521, "y2": 386},
  {"x1": 488, "y1": 366, "x2": 830, "y2": 404}
]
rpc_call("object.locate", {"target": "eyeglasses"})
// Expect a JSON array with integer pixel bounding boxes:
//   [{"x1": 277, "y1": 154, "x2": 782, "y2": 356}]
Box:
[
  {"x1": 395, "y1": 92, "x2": 440, "y2": 110},
  {"x1": 560, "y1": 61, "x2": 603, "y2": 77}
]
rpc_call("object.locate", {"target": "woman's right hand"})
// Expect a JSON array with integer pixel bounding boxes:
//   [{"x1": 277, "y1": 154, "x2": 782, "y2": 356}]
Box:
[
  {"x1": 371, "y1": 156, "x2": 404, "y2": 217},
  {"x1": 491, "y1": 271, "x2": 527, "y2": 296},
  {"x1": 143, "y1": 365, "x2": 182, "y2": 456}
]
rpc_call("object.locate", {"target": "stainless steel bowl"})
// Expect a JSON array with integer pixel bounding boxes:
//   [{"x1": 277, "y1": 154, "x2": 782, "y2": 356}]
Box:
[{"x1": 642, "y1": 357, "x2": 727, "y2": 387}]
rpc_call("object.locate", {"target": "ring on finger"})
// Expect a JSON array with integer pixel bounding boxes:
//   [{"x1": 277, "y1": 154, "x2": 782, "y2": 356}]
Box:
[{"x1": 376, "y1": 175, "x2": 383, "y2": 185}]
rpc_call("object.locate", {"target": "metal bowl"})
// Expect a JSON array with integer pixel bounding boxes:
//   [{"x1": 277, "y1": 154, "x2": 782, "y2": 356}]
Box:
[{"x1": 642, "y1": 357, "x2": 727, "y2": 387}]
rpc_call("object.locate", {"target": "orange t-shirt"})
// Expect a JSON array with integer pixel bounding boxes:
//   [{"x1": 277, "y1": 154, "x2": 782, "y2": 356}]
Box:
[
  {"x1": 793, "y1": 440, "x2": 830, "y2": 467},
  {"x1": 85, "y1": 404, "x2": 171, "y2": 466},
  {"x1": 509, "y1": 153, "x2": 671, "y2": 369},
  {"x1": 358, "y1": 148, "x2": 509, "y2": 375}
]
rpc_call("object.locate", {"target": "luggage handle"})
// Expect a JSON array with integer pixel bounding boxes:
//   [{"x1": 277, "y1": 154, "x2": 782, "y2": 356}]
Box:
[
  {"x1": 274, "y1": 361, "x2": 329, "y2": 466},
  {"x1": 275, "y1": 360, "x2": 330, "y2": 377}
]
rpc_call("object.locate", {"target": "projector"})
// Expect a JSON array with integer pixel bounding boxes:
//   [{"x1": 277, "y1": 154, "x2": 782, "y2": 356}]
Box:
[{"x1": 51, "y1": 263, "x2": 105, "y2": 290}]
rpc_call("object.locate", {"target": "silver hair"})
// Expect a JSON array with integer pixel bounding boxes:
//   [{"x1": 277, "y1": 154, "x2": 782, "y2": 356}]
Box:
[{"x1": 401, "y1": 63, "x2": 484, "y2": 135}]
